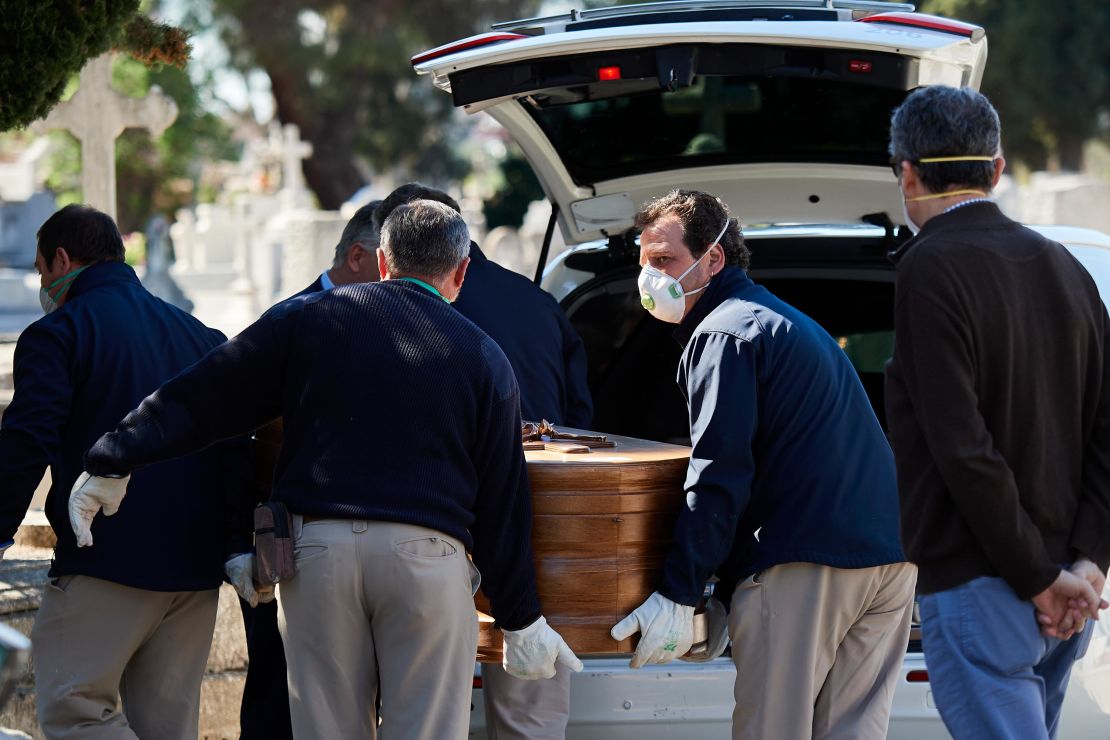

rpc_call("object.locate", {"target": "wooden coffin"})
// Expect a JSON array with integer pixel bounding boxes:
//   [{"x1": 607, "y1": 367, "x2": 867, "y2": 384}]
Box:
[
  {"x1": 250, "y1": 423, "x2": 691, "y2": 661},
  {"x1": 476, "y1": 432, "x2": 690, "y2": 662}
]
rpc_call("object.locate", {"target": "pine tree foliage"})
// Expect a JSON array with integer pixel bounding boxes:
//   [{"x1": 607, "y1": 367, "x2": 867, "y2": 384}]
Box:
[{"x1": 0, "y1": 0, "x2": 190, "y2": 132}]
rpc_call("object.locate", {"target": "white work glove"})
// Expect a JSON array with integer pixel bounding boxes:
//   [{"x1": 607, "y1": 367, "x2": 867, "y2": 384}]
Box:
[
  {"x1": 679, "y1": 597, "x2": 729, "y2": 663},
  {"x1": 68, "y1": 472, "x2": 131, "y2": 548},
  {"x1": 502, "y1": 615, "x2": 584, "y2": 680},
  {"x1": 224, "y1": 553, "x2": 275, "y2": 608},
  {"x1": 611, "y1": 591, "x2": 695, "y2": 668}
]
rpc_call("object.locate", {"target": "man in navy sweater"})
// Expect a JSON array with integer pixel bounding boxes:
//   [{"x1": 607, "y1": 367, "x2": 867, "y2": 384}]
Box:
[
  {"x1": 612, "y1": 190, "x2": 914, "y2": 740},
  {"x1": 376, "y1": 184, "x2": 592, "y2": 428},
  {"x1": 71, "y1": 200, "x2": 581, "y2": 738},
  {"x1": 377, "y1": 183, "x2": 593, "y2": 739},
  {"x1": 0, "y1": 205, "x2": 255, "y2": 738}
]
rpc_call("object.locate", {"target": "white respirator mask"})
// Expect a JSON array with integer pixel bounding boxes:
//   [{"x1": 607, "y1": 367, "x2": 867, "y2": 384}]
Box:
[{"x1": 638, "y1": 219, "x2": 728, "y2": 324}]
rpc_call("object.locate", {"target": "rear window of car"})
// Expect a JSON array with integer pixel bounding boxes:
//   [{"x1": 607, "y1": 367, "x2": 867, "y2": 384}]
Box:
[
  {"x1": 524, "y1": 75, "x2": 907, "y2": 183},
  {"x1": 837, "y1": 331, "x2": 894, "y2": 374}
]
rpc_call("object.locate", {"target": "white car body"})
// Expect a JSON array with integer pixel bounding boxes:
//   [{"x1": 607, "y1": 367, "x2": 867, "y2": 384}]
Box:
[
  {"x1": 410, "y1": 3, "x2": 1110, "y2": 737},
  {"x1": 414, "y1": 2, "x2": 987, "y2": 243}
]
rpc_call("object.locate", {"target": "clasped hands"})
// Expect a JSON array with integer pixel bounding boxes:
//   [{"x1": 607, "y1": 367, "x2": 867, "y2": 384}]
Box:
[{"x1": 1033, "y1": 558, "x2": 1109, "y2": 640}]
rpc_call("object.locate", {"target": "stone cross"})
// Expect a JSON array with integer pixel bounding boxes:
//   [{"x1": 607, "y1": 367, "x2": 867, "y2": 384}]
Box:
[
  {"x1": 273, "y1": 123, "x2": 313, "y2": 208},
  {"x1": 32, "y1": 53, "x2": 178, "y2": 221},
  {"x1": 281, "y1": 124, "x2": 312, "y2": 193}
]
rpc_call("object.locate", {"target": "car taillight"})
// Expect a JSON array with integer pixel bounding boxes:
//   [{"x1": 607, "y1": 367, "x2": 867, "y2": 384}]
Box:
[
  {"x1": 473, "y1": 676, "x2": 483, "y2": 690},
  {"x1": 856, "y1": 12, "x2": 986, "y2": 42},
  {"x1": 848, "y1": 60, "x2": 872, "y2": 73},
  {"x1": 906, "y1": 669, "x2": 929, "y2": 683},
  {"x1": 411, "y1": 32, "x2": 529, "y2": 66},
  {"x1": 598, "y1": 66, "x2": 622, "y2": 81}
]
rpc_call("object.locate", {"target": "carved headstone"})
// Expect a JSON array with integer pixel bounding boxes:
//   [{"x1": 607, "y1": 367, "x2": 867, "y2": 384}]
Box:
[
  {"x1": 141, "y1": 216, "x2": 193, "y2": 313},
  {"x1": 32, "y1": 54, "x2": 178, "y2": 221},
  {"x1": 278, "y1": 123, "x2": 313, "y2": 208},
  {"x1": 254, "y1": 123, "x2": 313, "y2": 209}
]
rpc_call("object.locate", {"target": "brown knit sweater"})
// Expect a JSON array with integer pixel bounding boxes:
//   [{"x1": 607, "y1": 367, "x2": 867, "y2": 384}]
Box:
[{"x1": 886, "y1": 201, "x2": 1110, "y2": 600}]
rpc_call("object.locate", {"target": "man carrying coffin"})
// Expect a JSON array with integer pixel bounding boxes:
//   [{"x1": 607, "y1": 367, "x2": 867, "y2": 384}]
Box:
[{"x1": 613, "y1": 190, "x2": 914, "y2": 740}]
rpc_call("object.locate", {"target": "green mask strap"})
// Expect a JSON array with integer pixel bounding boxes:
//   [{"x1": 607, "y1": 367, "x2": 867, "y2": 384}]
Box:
[
  {"x1": 398, "y1": 276, "x2": 450, "y2": 303},
  {"x1": 46, "y1": 265, "x2": 89, "y2": 301}
]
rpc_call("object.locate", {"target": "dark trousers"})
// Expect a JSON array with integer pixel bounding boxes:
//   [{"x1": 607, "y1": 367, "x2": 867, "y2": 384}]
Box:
[{"x1": 238, "y1": 597, "x2": 293, "y2": 740}]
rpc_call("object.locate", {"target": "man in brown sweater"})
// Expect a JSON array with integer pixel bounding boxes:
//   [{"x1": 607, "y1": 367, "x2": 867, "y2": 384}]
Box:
[{"x1": 886, "y1": 85, "x2": 1110, "y2": 739}]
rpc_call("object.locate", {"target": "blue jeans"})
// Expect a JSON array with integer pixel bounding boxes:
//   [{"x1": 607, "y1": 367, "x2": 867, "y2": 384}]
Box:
[{"x1": 919, "y1": 576, "x2": 1094, "y2": 740}]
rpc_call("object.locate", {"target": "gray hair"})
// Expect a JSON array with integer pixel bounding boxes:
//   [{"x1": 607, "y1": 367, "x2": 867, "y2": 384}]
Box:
[
  {"x1": 889, "y1": 86, "x2": 1001, "y2": 193},
  {"x1": 333, "y1": 200, "x2": 382, "y2": 267},
  {"x1": 380, "y1": 200, "x2": 470, "y2": 278}
]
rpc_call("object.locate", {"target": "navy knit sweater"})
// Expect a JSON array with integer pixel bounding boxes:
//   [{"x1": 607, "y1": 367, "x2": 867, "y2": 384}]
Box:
[{"x1": 86, "y1": 279, "x2": 542, "y2": 629}]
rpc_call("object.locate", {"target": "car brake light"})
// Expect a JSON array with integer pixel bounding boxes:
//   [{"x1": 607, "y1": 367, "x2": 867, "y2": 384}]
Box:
[
  {"x1": 848, "y1": 60, "x2": 872, "y2": 73},
  {"x1": 411, "y1": 32, "x2": 529, "y2": 67},
  {"x1": 857, "y1": 12, "x2": 986, "y2": 42},
  {"x1": 598, "y1": 66, "x2": 622, "y2": 81},
  {"x1": 906, "y1": 669, "x2": 929, "y2": 683}
]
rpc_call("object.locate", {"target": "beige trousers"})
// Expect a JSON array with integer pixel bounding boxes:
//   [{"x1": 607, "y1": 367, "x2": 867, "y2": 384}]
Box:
[
  {"x1": 277, "y1": 518, "x2": 478, "y2": 740},
  {"x1": 730, "y1": 561, "x2": 916, "y2": 740},
  {"x1": 31, "y1": 575, "x2": 218, "y2": 740},
  {"x1": 481, "y1": 663, "x2": 571, "y2": 739}
]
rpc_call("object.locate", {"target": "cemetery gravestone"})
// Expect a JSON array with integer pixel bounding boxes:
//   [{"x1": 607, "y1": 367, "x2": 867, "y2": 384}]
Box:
[
  {"x1": 141, "y1": 216, "x2": 193, "y2": 313},
  {"x1": 31, "y1": 54, "x2": 177, "y2": 222}
]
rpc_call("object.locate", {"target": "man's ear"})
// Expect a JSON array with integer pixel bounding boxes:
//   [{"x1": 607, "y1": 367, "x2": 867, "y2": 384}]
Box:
[
  {"x1": 899, "y1": 161, "x2": 926, "y2": 198},
  {"x1": 707, "y1": 243, "x2": 726, "y2": 276},
  {"x1": 992, "y1": 157, "x2": 1006, "y2": 189},
  {"x1": 376, "y1": 248, "x2": 389, "y2": 280},
  {"x1": 452, "y1": 257, "x2": 471, "y2": 293},
  {"x1": 346, "y1": 243, "x2": 366, "y2": 273},
  {"x1": 53, "y1": 247, "x2": 72, "y2": 274}
]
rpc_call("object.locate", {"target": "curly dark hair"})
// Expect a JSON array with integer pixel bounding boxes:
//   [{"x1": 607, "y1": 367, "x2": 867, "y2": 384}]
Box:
[{"x1": 634, "y1": 190, "x2": 749, "y2": 269}]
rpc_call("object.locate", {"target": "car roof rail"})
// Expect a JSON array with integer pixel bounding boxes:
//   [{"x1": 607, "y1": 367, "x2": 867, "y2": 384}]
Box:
[{"x1": 491, "y1": 0, "x2": 916, "y2": 34}]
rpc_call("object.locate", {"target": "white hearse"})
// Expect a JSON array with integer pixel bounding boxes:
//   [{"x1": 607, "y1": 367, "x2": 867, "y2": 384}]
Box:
[{"x1": 411, "y1": 2, "x2": 1110, "y2": 737}]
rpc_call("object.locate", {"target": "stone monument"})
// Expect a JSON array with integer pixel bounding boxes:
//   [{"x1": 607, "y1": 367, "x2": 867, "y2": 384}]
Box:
[
  {"x1": 31, "y1": 54, "x2": 178, "y2": 221},
  {"x1": 141, "y1": 216, "x2": 193, "y2": 313}
]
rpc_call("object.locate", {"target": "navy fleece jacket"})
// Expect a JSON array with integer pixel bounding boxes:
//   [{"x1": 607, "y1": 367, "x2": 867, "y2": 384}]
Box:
[
  {"x1": 662, "y1": 266, "x2": 905, "y2": 606},
  {"x1": 0, "y1": 261, "x2": 253, "y2": 591},
  {"x1": 454, "y1": 243, "x2": 592, "y2": 427}
]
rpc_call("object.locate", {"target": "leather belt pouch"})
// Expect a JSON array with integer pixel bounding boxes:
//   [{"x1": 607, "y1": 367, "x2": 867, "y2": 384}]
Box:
[{"x1": 253, "y1": 502, "x2": 296, "y2": 585}]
